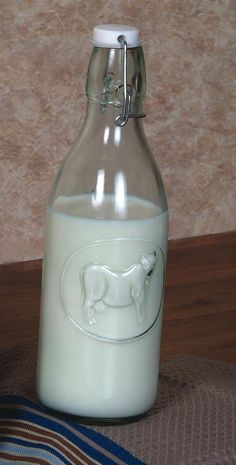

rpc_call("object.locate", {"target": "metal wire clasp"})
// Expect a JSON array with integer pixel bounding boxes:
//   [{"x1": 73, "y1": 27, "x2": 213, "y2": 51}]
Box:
[{"x1": 115, "y1": 35, "x2": 131, "y2": 127}]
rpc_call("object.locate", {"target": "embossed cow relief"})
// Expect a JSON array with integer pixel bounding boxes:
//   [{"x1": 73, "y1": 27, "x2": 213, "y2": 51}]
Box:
[
  {"x1": 81, "y1": 252, "x2": 157, "y2": 325},
  {"x1": 60, "y1": 239, "x2": 165, "y2": 342}
]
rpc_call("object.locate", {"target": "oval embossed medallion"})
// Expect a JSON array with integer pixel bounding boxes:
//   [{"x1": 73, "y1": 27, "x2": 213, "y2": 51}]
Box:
[{"x1": 60, "y1": 238, "x2": 164, "y2": 342}]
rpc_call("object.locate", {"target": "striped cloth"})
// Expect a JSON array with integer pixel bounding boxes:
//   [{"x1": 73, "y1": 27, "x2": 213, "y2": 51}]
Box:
[{"x1": 0, "y1": 396, "x2": 146, "y2": 465}]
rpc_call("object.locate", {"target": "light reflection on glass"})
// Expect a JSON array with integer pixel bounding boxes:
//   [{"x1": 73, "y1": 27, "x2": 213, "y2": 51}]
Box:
[
  {"x1": 114, "y1": 126, "x2": 121, "y2": 147},
  {"x1": 92, "y1": 169, "x2": 105, "y2": 207},
  {"x1": 114, "y1": 172, "x2": 127, "y2": 218},
  {"x1": 108, "y1": 49, "x2": 115, "y2": 66},
  {"x1": 103, "y1": 126, "x2": 110, "y2": 145}
]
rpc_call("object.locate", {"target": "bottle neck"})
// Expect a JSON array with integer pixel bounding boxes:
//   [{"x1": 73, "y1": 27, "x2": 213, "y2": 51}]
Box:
[
  {"x1": 80, "y1": 101, "x2": 146, "y2": 145},
  {"x1": 86, "y1": 45, "x2": 146, "y2": 121}
]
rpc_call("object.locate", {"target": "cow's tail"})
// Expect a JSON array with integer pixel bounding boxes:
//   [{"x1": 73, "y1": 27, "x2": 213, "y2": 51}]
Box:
[{"x1": 79, "y1": 268, "x2": 85, "y2": 309}]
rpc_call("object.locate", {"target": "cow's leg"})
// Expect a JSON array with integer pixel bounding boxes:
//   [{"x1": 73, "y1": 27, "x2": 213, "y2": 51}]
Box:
[
  {"x1": 94, "y1": 300, "x2": 106, "y2": 312},
  {"x1": 132, "y1": 287, "x2": 145, "y2": 323},
  {"x1": 82, "y1": 270, "x2": 108, "y2": 323},
  {"x1": 82, "y1": 271, "x2": 98, "y2": 325},
  {"x1": 83, "y1": 297, "x2": 96, "y2": 325}
]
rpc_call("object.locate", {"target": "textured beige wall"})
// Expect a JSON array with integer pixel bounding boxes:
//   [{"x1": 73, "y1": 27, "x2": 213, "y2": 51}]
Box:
[{"x1": 1, "y1": 0, "x2": 235, "y2": 264}]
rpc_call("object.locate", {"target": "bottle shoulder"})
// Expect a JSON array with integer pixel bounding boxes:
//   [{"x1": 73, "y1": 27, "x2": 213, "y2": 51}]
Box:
[{"x1": 49, "y1": 110, "x2": 168, "y2": 213}]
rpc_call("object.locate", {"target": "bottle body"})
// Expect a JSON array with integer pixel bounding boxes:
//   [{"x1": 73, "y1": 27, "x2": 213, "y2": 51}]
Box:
[{"x1": 37, "y1": 32, "x2": 168, "y2": 420}]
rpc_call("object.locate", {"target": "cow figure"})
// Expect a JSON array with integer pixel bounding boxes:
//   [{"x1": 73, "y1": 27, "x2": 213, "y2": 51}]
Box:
[{"x1": 80, "y1": 251, "x2": 157, "y2": 325}]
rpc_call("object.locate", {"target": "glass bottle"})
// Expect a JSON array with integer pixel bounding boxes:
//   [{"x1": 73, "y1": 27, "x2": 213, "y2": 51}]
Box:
[{"x1": 37, "y1": 24, "x2": 168, "y2": 422}]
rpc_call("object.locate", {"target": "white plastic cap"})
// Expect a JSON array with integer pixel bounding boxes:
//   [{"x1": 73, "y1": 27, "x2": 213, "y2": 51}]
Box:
[{"x1": 92, "y1": 24, "x2": 141, "y2": 48}]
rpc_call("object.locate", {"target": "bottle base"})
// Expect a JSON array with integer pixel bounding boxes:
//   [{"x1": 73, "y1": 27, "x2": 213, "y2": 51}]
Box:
[{"x1": 38, "y1": 401, "x2": 147, "y2": 426}]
